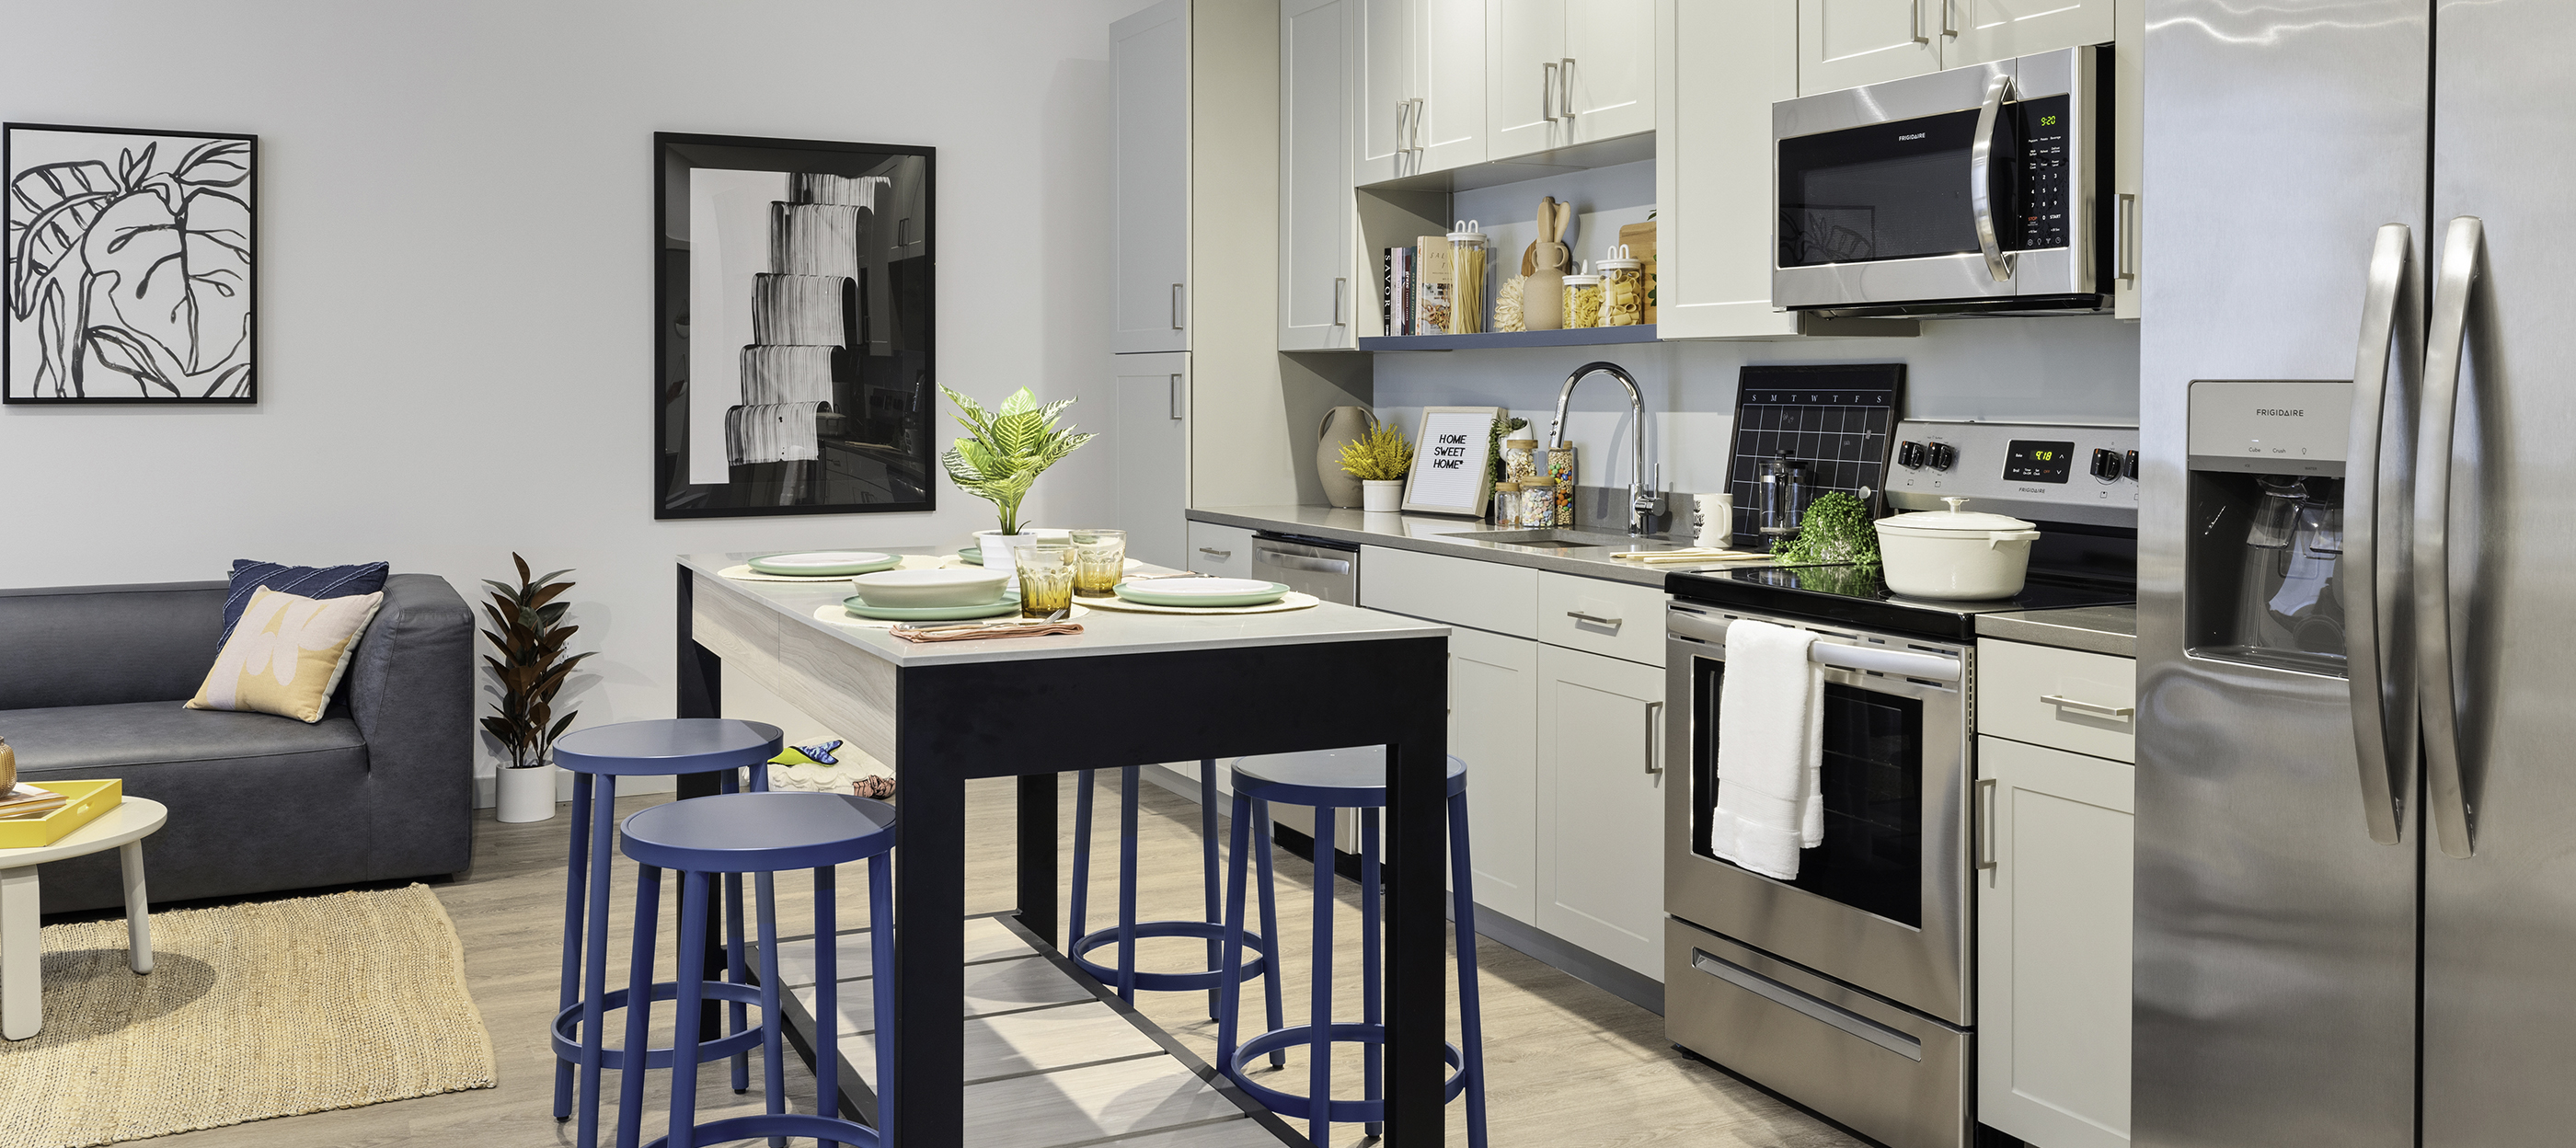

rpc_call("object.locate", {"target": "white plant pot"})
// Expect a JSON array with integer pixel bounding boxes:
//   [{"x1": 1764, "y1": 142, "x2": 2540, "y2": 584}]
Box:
[
  {"x1": 975, "y1": 530, "x2": 1039, "y2": 588},
  {"x1": 497, "y1": 763, "x2": 559, "y2": 823},
  {"x1": 1361, "y1": 480, "x2": 1405, "y2": 513}
]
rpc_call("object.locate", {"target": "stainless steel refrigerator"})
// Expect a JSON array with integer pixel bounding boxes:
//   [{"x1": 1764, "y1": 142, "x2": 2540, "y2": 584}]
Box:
[{"x1": 2140, "y1": 2, "x2": 2576, "y2": 1144}]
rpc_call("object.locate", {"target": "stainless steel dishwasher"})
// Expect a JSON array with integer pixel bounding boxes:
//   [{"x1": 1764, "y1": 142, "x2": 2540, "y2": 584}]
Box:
[{"x1": 1249, "y1": 532, "x2": 1357, "y2": 605}]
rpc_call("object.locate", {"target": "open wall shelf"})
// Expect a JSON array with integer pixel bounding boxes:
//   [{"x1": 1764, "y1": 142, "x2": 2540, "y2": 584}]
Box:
[{"x1": 1357, "y1": 325, "x2": 1660, "y2": 352}]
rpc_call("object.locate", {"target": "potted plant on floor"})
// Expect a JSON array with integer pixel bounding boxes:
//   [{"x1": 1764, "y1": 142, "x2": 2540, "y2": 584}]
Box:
[
  {"x1": 939, "y1": 385, "x2": 1095, "y2": 580},
  {"x1": 481, "y1": 555, "x2": 591, "y2": 823},
  {"x1": 1338, "y1": 419, "x2": 1414, "y2": 512}
]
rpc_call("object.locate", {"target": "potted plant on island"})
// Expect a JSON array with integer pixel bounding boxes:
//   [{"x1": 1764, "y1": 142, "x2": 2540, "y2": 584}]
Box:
[
  {"x1": 480, "y1": 555, "x2": 591, "y2": 823},
  {"x1": 1338, "y1": 419, "x2": 1414, "y2": 512},
  {"x1": 939, "y1": 385, "x2": 1095, "y2": 580}
]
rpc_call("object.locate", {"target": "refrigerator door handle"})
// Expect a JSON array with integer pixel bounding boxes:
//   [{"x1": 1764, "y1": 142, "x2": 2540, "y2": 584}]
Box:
[
  {"x1": 1971, "y1": 73, "x2": 2018, "y2": 283},
  {"x1": 2345, "y1": 222, "x2": 2421, "y2": 846},
  {"x1": 2417, "y1": 214, "x2": 2483, "y2": 860}
]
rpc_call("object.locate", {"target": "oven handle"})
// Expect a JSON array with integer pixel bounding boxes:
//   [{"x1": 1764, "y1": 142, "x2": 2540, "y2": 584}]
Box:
[
  {"x1": 1970, "y1": 72, "x2": 2017, "y2": 283},
  {"x1": 1668, "y1": 610, "x2": 1962, "y2": 683}
]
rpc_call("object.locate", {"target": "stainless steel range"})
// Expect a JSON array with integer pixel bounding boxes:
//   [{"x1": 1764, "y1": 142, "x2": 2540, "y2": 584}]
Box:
[{"x1": 1662, "y1": 420, "x2": 2137, "y2": 1148}]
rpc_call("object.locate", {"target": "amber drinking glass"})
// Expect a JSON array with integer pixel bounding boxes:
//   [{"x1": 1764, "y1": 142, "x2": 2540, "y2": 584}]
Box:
[
  {"x1": 1015, "y1": 542, "x2": 1075, "y2": 618},
  {"x1": 1070, "y1": 529, "x2": 1127, "y2": 598}
]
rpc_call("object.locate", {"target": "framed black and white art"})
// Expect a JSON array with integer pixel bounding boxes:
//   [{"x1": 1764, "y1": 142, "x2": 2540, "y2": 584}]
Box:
[
  {"x1": 4, "y1": 123, "x2": 258, "y2": 404},
  {"x1": 655, "y1": 132, "x2": 937, "y2": 519}
]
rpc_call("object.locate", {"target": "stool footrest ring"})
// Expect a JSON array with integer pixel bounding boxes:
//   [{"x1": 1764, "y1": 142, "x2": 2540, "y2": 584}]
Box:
[
  {"x1": 1069, "y1": 921, "x2": 1271, "y2": 993},
  {"x1": 550, "y1": 981, "x2": 767, "y2": 1070},
  {"x1": 643, "y1": 1112, "x2": 882, "y2": 1148},
  {"x1": 1226, "y1": 1022, "x2": 1468, "y2": 1121}
]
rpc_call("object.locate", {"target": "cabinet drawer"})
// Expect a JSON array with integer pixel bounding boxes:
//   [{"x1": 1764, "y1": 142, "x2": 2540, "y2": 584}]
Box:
[
  {"x1": 1978, "y1": 639, "x2": 2136, "y2": 763},
  {"x1": 1361, "y1": 545, "x2": 1536, "y2": 637},
  {"x1": 1537, "y1": 571, "x2": 1668, "y2": 668},
  {"x1": 1186, "y1": 522, "x2": 1256, "y2": 578}
]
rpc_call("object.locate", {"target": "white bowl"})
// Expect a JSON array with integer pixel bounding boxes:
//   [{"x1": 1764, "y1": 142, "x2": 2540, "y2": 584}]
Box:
[{"x1": 850, "y1": 567, "x2": 1011, "y2": 608}]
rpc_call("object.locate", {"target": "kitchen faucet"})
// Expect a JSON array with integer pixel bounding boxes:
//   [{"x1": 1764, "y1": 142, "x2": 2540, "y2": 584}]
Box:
[{"x1": 1546, "y1": 361, "x2": 1664, "y2": 536}]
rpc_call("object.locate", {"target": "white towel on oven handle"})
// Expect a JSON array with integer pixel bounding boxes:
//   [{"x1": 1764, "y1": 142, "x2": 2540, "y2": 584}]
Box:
[{"x1": 1705, "y1": 619, "x2": 1824, "y2": 880}]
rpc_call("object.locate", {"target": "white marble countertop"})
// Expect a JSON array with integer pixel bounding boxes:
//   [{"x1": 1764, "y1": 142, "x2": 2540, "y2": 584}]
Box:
[{"x1": 683, "y1": 551, "x2": 1447, "y2": 669}]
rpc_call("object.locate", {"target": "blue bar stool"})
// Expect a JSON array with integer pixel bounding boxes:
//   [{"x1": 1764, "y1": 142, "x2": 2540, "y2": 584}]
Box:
[
  {"x1": 549, "y1": 718, "x2": 782, "y2": 1148},
  {"x1": 617, "y1": 790, "x2": 898, "y2": 1148},
  {"x1": 1067, "y1": 763, "x2": 1282, "y2": 1044},
  {"x1": 1214, "y1": 754, "x2": 1489, "y2": 1148}
]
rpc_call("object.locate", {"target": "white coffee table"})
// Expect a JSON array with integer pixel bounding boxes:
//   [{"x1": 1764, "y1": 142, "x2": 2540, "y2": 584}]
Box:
[{"x1": 0, "y1": 797, "x2": 167, "y2": 1040}]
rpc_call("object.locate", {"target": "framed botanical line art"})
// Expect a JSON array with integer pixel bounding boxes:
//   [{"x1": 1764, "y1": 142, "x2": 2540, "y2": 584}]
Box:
[
  {"x1": 654, "y1": 132, "x2": 937, "y2": 519},
  {"x1": 4, "y1": 123, "x2": 258, "y2": 404}
]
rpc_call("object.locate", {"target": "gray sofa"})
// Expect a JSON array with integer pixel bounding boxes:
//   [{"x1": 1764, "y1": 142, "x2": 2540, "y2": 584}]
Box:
[{"x1": 0, "y1": 575, "x2": 476, "y2": 913}]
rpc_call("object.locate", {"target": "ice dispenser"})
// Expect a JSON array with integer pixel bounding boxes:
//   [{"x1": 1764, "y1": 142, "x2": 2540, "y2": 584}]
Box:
[{"x1": 2185, "y1": 380, "x2": 2357, "y2": 674}]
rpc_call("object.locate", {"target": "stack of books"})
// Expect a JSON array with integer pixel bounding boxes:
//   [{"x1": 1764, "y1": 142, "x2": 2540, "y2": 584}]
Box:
[{"x1": 0, "y1": 784, "x2": 67, "y2": 821}]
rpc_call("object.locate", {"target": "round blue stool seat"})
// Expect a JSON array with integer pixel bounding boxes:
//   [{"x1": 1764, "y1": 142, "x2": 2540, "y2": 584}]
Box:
[
  {"x1": 618, "y1": 790, "x2": 899, "y2": 1148},
  {"x1": 1217, "y1": 753, "x2": 1489, "y2": 1148},
  {"x1": 548, "y1": 718, "x2": 784, "y2": 1148}
]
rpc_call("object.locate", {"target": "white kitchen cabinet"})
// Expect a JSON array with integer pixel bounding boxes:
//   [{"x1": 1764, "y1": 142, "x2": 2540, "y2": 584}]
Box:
[
  {"x1": 1356, "y1": 0, "x2": 1417, "y2": 184},
  {"x1": 1112, "y1": 353, "x2": 1190, "y2": 568},
  {"x1": 1356, "y1": 0, "x2": 1488, "y2": 181},
  {"x1": 1655, "y1": 0, "x2": 1803, "y2": 339},
  {"x1": 1185, "y1": 521, "x2": 1256, "y2": 577},
  {"x1": 1796, "y1": 0, "x2": 1942, "y2": 96},
  {"x1": 1535, "y1": 642, "x2": 1666, "y2": 978},
  {"x1": 1451, "y1": 626, "x2": 1539, "y2": 923},
  {"x1": 1282, "y1": 0, "x2": 1358, "y2": 351},
  {"x1": 1976, "y1": 733, "x2": 2133, "y2": 1148},
  {"x1": 1113, "y1": 0, "x2": 1190, "y2": 353},
  {"x1": 1488, "y1": 0, "x2": 1652, "y2": 157},
  {"x1": 2112, "y1": 0, "x2": 2141, "y2": 319},
  {"x1": 1945, "y1": 0, "x2": 2115, "y2": 68},
  {"x1": 1360, "y1": 545, "x2": 1538, "y2": 638}
]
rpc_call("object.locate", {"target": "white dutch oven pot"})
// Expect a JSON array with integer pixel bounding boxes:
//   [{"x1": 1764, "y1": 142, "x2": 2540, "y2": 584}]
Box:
[{"x1": 1873, "y1": 497, "x2": 2044, "y2": 600}]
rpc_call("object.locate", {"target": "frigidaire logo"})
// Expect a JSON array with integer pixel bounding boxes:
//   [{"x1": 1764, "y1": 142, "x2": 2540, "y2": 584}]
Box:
[
  {"x1": 2255, "y1": 408, "x2": 2306, "y2": 417},
  {"x1": 1898, "y1": 132, "x2": 1927, "y2": 141}
]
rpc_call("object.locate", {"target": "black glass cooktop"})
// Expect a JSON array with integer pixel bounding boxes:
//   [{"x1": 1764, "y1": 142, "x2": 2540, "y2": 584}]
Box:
[{"x1": 1664, "y1": 564, "x2": 2136, "y2": 643}]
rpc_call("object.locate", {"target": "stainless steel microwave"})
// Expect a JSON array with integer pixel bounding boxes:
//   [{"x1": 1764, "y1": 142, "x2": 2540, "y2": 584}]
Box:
[{"x1": 1773, "y1": 45, "x2": 2107, "y2": 317}]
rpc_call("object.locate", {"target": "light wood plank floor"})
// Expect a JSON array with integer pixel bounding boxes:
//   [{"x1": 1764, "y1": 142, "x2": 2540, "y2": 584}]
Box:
[{"x1": 108, "y1": 774, "x2": 1862, "y2": 1148}]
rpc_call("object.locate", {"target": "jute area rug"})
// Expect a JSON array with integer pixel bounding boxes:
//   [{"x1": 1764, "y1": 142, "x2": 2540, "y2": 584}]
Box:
[{"x1": 0, "y1": 883, "x2": 496, "y2": 1147}]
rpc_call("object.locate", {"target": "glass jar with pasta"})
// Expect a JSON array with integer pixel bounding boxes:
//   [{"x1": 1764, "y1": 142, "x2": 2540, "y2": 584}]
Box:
[
  {"x1": 1445, "y1": 221, "x2": 1488, "y2": 335},
  {"x1": 1562, "y1": 266, "x2": 1602, "y2": 329},
  {"x1": 1597, "y1": 245, "x2": 1645, "y2": 327}
]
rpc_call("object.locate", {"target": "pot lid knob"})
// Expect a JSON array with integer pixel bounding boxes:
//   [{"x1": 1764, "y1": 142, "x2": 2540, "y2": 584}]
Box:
[{"x1": 1943, "y1": 497, "x2": 1969, "y2": 514}]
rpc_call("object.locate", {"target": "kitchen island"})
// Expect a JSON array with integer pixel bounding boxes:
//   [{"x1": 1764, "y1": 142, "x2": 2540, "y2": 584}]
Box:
[{"x1": 673, "y1": 552, "x2": 1454, "y2": 1147}]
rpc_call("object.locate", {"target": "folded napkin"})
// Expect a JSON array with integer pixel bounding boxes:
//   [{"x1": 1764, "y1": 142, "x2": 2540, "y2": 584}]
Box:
[
  {"x1": 890, "y1": 621, "x2": 1084, "y2": 643},
  {"x1": 1707, "y1": 619, "x2": 1824, "y2": 880}
]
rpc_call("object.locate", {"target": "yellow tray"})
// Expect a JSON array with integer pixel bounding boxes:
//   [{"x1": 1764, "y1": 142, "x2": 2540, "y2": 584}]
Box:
[{"x1": 0, "y1": 779, "x2": 123, "y2": 849}]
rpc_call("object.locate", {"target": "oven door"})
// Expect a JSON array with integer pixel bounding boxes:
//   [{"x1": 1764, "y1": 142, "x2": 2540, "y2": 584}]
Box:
[
  {"x1": 1662, "y1": 602, "x2": 1972, "y2": 1025},
  {"x1": 1772, "y1": 45, "x2": 2099, "y2": 314}
]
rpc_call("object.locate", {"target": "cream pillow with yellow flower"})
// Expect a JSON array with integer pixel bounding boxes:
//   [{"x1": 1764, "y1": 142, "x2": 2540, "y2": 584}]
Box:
[{"x1": 189, "y1": 587, "x2": 385, "y2": 722}]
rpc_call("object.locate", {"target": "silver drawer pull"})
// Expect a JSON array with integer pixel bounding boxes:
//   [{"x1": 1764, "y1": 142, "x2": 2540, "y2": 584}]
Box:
[
  {"x1": 1565, "y1": 610, "x2": 1622, "y2": 628},
  {"x1": 2041, "y1": 694, "x2": 2135, "y2": 720},
  {"x1": 1197, "y1": 547, "x2": 1233, "y2": 558}
]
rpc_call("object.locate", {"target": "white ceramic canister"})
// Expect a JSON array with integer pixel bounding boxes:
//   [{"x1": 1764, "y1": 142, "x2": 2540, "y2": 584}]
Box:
[
  {"x1": 1872, "y1": 498, "x2": 2044, "y2": 600},
  {"x1": 497, "y1": 763, "x2": 560, "y2": 823}
]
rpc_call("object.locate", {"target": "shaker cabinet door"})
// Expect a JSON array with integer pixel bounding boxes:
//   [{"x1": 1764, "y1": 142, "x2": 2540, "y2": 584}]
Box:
[
  {"x1": 1112, "y1": 352, "x2": 1190, "y2": 568},
  {"x1": 1796, "y1": 0, "x2": 1941, "y2": 97},
  {"x1": 1112, "y1": 0, "x2": 1190, "y2": 353},
  {"x1": 1657, "y1": 0, "x2": 1805, "y2": 339},
  {"x1": 1356, "y1": 0, "x2": 1418, "y2": 184},
  {"x1": 1976, "y1": 734, "x2": 2133, "y2": 1148},
  {"x1": 1485, "y1": 0, "x2": 1568, "y2": 159},
  {"x1": 1451, "y1": 626, "x2": 1540, "y2": 924},
  {"x1": 1944, "y1": 0, "x2": 2114, "y2": 69},
  {"x1": 1535, "y1": 643, "x2": 1667, "y2": 978},
  {"x1": 1417, "y1": 0, "x2": 1489, "y2": 173},
  {"x1": 1282, "y1": 0, "x2": 1358, "y2": 351},
  {"x1": 1560, "y1": 0, "x2": 1654, "y2": 143}
]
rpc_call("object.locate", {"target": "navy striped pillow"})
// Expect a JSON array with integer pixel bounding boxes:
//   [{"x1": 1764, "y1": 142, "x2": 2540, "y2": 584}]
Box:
[{"x1": 220, "y1": 559, "x2": 391, "y2": 648}]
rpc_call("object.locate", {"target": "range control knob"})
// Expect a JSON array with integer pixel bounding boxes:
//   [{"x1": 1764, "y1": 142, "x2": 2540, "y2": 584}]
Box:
[
  {"x1": 1896, "y1": 441, "x2": 1926, "y2": 469},
  {"x1": 2123, "y1": 449, "x2": 2140, "y2": 480},
  {"x1": 2091, "y1": 448, "x2": 2123, "y2": 480},
  {"x1": 1926, "y1": 442, "x2": 1957, "y2": 471}
]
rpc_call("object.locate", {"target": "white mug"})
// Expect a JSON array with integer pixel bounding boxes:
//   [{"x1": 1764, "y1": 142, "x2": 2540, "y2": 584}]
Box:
[{"x1": 1693, "y1": 493, "x2": 1733, "y2": 548}]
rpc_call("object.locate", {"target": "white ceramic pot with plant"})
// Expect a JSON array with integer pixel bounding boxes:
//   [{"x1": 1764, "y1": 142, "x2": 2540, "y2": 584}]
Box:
[
  {"x1": 480, "y1": 554, "x2": 592, "y2": 825},
  {"x1": 1337, "y1": 419, "x2": 1413, "y2": 513},
  {"x1": 942, "y1": 385, "x2": 1096, "y2": 586}
]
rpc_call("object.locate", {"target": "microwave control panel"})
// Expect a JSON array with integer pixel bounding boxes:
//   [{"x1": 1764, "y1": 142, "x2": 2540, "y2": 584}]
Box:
[
  {"x1": 1888, "y1": 419, "x2": 2138, "y2": 527},
  {"x1": 2012, "y1": 95, "x2": 2074, "y2": 251}
]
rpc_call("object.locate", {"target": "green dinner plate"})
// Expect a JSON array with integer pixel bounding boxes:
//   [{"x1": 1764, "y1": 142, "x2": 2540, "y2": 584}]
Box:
[
  {"x1": 841, "y1": 591, "x2": 1022, "y2": 622},
  {"x1": 958, "y1": 547, "x2": 983, "y2": 565},
  {"x1": 749, "y1": 551, "x2": 901, "y2": 577},
  {"x1": 1110, "y1": 580, "x2": 1291, "y2": 608}
]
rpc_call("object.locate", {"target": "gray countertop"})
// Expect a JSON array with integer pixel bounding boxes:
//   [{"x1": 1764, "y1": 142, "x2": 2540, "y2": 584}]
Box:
[
  {"x1": 1188, "y1": 504, "x2": 1744, "y2": 588},
  {"x1": 1974, "y1": 604, "x2": 2138, "y2": 658},
  {"x1": 684, "y1": 551, "x2": 1447, "y2": 668}
]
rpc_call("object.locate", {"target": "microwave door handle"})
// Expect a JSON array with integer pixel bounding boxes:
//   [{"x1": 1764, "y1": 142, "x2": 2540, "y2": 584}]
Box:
[
  {"x1": 2418, "y1": 214, "x2": 2484, "y2": 860},
  {"x1": 2345, "y1": 223, "x2": 2420, "y2": 847},
  {"x1": 1971, "y1": 72, "x2": 2017, "y2": 282}
]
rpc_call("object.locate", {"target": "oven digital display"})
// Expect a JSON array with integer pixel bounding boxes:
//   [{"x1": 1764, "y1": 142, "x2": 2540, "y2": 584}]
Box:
[{"x1": 2003, "y1": 440, "x2": 2076, "y2": 483}]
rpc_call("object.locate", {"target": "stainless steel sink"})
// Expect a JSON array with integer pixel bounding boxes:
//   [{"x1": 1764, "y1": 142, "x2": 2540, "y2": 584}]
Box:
[{"x1": 1444, "y1": 529, "x2": 1670, "y2": 550}]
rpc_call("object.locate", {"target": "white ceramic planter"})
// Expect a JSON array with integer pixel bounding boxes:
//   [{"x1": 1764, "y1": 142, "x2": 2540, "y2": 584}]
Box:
[
  {"x1": 975, "y1": 530, "x2": 1039, "y2": 588},
  {"x1": 1362, "y1": 480, "x2": 1405, "y2": 513},
  {"x1": 1874, "y1": 498, "x2": 2043, "y2": 600},
  {"x1": 496, "y1": 763, "x2": 558, "y2": 823}
]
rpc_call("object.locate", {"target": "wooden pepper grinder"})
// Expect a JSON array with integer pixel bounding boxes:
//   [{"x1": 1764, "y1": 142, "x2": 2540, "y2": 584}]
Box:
[{"x1": 1523, "y1": 196, "x2": 1571, "y2": 330}]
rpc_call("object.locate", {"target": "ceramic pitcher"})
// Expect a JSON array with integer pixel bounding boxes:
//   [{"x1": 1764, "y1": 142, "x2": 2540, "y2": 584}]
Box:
[{"x1": 1316, "y1": 406, "x2": 1376, "y2": 508}]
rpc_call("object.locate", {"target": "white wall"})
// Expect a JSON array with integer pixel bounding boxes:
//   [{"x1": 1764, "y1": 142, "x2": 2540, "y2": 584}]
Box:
[{"x1": 0, "y1": 0, "x2": 1134, "y2": 792}]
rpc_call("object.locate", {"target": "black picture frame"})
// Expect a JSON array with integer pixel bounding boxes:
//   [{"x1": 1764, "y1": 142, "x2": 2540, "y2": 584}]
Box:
[
  {"x1": 654, "y1": 132, "x2": 937, "y2": 520},
  {"x1": 3, "y1": 122, "x2": 259, "y2": 405}
]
